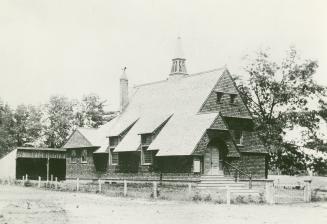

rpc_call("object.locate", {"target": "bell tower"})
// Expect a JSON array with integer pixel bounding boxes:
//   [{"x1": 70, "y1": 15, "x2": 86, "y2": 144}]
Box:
[{"x1": 170, "y1": 37, "x2": 188, "y2": 76}]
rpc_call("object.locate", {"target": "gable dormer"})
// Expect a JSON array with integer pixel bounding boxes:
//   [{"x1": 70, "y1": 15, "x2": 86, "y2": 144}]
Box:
[{"x1": 199, "y1": 69, "x2": 251, "y2": 118}]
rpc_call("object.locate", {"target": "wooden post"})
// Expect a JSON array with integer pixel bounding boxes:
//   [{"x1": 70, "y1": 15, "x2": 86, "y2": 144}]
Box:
[
  {"x1": 46, "y1": 157, "x2": 50, "y2": 183},
  {"x1": 76, "y1": 178, "x2": 79, "y2": 191},
  {"x1": 304, "y1": 180, "x2": 312, "y2": 202},
  {"x1": 25, "y1": 174, "x2": 28, "y2": 181},
  {"x1": 38, "y1": 176, "x2": 41, "y2": 188},
  {"x1": 51, "y1": 174, "x2": 53, "y2": 187},
  {"x1": 188, "y1": 183, "x2": 192, "y2": 195},
  {"x1": 22, "y1": 176, "x2": 25, "y2": 186},
  {"x1": 124, "y1": 180, "x2": 127, "y2": 196},
  {"x1": 226, "y1": 186, "x2": 231, "y2": 205},
  {"x1": 55, "y1": 177, "x2": 58, "y2": 190},
  {"x1": 265, "y1": 180, "x2": 274, "y2": 204},
  {"x1": 98, "y1": 179, "x2": 102, "y2": 192},
  {"x1": 153, "y1": 182, "x2": 158, "y2": 199}
]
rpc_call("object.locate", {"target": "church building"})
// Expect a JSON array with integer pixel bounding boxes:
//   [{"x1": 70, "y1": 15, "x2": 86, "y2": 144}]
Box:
[{"x1": 63, "y1": 37, "x2": 268, "y2": 180}]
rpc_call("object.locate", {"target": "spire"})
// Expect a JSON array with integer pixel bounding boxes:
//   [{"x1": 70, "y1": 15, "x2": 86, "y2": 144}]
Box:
[{"x1": 170, "y1": 37, "x2": 188, "y2": 76}]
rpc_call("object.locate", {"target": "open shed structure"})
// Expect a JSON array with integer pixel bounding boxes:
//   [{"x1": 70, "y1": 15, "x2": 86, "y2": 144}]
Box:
[{"x1": 0, "y1": 147, "x2": 66, "y2": 181}]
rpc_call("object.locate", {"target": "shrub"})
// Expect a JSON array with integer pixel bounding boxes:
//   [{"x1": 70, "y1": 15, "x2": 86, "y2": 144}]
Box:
[
  {"x1": 24, "y1": 180, "x2": 33, "y2": 187},
  {"x1": 234, "y1": 195, "x2": 247, "y2": 204},
  {"x1": 203, "y1": 194, "x2": 212, "y2": 202},
  {"x1": 192, "y1": 192, "x2": 202, "y2": 202}
]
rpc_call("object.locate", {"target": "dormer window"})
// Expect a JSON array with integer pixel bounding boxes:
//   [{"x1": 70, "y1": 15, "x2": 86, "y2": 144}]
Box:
[
  {"x1": 216, "y1": 92, "x2": 224, "y2": 103},
  {"x1": 233, "y1": 130, "x2": 244, "y2": 146},
  {"x1": 230, "y1": 94, "x2": 237, "y2": 104},
  {"x1": 141, "y1": 134, "x2": 152, "y2": 146}
]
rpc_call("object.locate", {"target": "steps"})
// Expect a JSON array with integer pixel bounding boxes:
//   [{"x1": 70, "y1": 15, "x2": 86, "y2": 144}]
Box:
[{"x1": 197, "y1": 174, "x2": 260, "y2": 195}]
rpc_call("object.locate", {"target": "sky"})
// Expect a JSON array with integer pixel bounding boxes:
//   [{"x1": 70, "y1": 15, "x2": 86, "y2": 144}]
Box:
[{"x1": 0, "y1": 0, "x2": 326, "y2": 111}]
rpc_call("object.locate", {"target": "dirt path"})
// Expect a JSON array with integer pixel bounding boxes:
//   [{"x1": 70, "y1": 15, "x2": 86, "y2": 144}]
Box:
[{"x1": 0, "y1": 185, "x2": 327, "y2": 224}]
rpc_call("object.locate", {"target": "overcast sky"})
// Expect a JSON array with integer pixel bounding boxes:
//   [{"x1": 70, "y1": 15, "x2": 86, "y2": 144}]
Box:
[{"x1": 0, "y1": 0, "x2": 326, "y2": 111}]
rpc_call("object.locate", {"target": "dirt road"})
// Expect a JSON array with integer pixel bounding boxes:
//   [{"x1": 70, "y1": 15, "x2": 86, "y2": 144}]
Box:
[{"x1": 0, "y1": 185, "x2": 326, "y2": 224}]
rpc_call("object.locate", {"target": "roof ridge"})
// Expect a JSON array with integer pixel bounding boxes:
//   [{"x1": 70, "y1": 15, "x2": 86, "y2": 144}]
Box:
[{"x1": 133, "y1": 67, "x2": 226, "y2": 88}]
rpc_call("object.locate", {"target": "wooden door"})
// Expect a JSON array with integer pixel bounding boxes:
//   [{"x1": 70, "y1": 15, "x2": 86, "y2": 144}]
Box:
[{"x1": 204, "y1": 145, "x2": 220, "y2": 175}]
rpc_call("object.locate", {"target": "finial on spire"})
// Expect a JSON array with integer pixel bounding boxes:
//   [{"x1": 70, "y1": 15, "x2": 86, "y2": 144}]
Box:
[
  {"x1": 170, "y1": 37, "x2": 188, "y2": 76},
  {"x1": 120, "y1": 66, "x2": 128, "y2": 80},
  {"x1": 174, "y1": 36, "x2": 184, "y2": 59}
]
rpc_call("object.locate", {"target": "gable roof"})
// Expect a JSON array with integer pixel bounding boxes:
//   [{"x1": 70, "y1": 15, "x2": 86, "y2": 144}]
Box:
[{"x1": 110, "y1": 68, "x2": 226, "y2": 155}]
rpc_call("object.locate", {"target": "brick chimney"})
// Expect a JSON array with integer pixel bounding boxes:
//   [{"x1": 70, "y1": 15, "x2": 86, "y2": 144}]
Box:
[{"x1": 120, "y1": 67, "x2": 129, "y2": 112}]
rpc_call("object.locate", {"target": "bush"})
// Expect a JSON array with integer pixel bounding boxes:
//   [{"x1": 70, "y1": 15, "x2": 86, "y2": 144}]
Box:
[
  {"x1": 24, "y1": 180, "x2": 33, "y2": 187},
  {"x1": 235, "y1": 195, "x2": 247, "y2": 204},
  {"x1": 203, "y1": 194, "x2": 212, "y2": 202},
  {"x1": 192, "y1": 192, "x2": 202, "y2": 202}
]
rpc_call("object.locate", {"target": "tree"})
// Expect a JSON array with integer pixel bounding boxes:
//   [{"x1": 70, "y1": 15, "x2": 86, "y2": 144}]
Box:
[
  {"x1": 44, "y1": 96, "x2": 75, "y2": 148},
  {"x1": 11, "y1": 104, "x2": 44, "y2": 147},
  {"x1": 74, "y1": 93, "x2": 107, "y2": 128},
  {"x1": 237, "y1": 48, "x2": 327, "y2": 174},
  {"x1": 0, "y1": 99, "x2": 15, "y2": 157}
]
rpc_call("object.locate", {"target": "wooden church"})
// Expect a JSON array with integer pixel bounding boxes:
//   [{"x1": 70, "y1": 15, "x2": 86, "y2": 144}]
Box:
[{"x1": 63, "y1": 37, "x2": 268, "y2": 180}]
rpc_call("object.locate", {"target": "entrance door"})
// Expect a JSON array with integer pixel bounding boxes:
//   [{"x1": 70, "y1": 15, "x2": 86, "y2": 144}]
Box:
[{"x1": 205, "y1": 145, "x2": 221, "y2": 175}]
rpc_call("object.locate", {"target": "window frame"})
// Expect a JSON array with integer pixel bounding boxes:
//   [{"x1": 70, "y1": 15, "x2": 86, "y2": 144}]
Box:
[
  {"x1": 141, "y1": 146, "x2": 153, "y2": 165},
  {"x1": 81, "y1": 149, "x2": 88, "y2": 164},
  {"x1": 70, "y1": 149, "x2": 77, "y2": 163},
  {"x1": 109, "y1": 148, "x2": 119, "y2": 165},
  {"x1": 234, "y1": 130, "x2": 244, "y2": 146},
  {"x1": 216, "y1": 92, "x2": 224, "y2": 104},
  {"x1": 230, "y1": 94, "x2": 237, "y2": 105}
]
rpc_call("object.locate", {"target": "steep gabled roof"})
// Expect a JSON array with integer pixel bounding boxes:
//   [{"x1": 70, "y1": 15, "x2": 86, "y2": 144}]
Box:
[{"x1": 110, "y1": 68, "x2": 226, "y2": 155}]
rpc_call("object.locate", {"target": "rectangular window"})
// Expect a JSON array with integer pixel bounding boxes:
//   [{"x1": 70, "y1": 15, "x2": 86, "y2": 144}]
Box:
[
  {"x1": 234, "y1": 130, "x2": 244, "y2": 146},
  {"x1": 81, "y1": 149, "x2": 88, "y2": 163},
  {"x1": 141, "y1": 134, "x2": 152, "y2": 145},
  {"x1": 141, "y1": 146, "x2": 153, "y2": 165},
  {"x1": 70, "y1": 150, "x2": 77, "y2": 163},
  {"x1": 111, "y1": 150, "x2": 119, "y2": 165},
  {"x1": 109, "y1": 137, "x2": 119, "y2": 147},
  {"x1": 230, "y1": 94, "x2": 237, "y2": 104},
  {"x1": 216, "y1": 92, "x2": 224, "y2": 103}
]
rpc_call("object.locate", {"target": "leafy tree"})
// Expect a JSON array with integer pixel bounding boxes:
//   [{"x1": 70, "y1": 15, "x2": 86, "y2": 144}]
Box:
[
  {"x1": 237, "y1": 48, "x2": 327, "y2": 174},
  {"x1": 11, "y1": 104, "x2": 44, "y2": 147},
  {"x1": 0, "y1": 100, "x2": 15, "y2": 157},
  {"x1": 44, "y1": 96, "x2": 75, "y2": 148},
  {"x1": 74, "y1": 93, "x2": 107, "y2": 128}
]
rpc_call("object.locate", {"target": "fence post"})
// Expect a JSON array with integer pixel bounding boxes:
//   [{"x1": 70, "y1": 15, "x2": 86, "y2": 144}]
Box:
[
  {"x1": 26, "y1": 174, "x2": 28, "y2": 181},
  {"x1": 124, "y1": 180, "x2": 127, "y2": 196},
  {"x1": 304, "y1": 180, "x2": 312, "y2": 202},
  {"x1": 98, "y1": 179, "x2": 102, "y2": 193},
  {"x1": 76, "y1": 178, "x2": 79, "y2": 191},
  {"x1": 188, "y1": 183, "x2": 192, "y2": 195},
  {"x1": 226, "y1": 186, "x2": 231, "y2": 205},
  {"x1": 22, "y1": 176, "x2": 25, "y2": 186},
  {"x1": 38, "y1": 176, "x2": 41, "y2": 188},
  {"x1": 153, "y1": 181, "x2": 158, "y2": 199},
  {"x1": 51, "y1": 174, "x2": 53, "y2": 187},
  {"x1": 265, "y1": 180, "x2": 274, "y2": 204},
  {"x1": 55, "y1": 177, "x2": 58, "y2": 190}
]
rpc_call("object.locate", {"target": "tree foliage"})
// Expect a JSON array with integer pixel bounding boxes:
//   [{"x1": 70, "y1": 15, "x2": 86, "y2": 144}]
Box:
[
  {"x1": 0, "y1": 94, "x2": 111, "y2": 156},
  {"x1": 237, "y1": 48, "x2": 327, "y2": 174}
]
